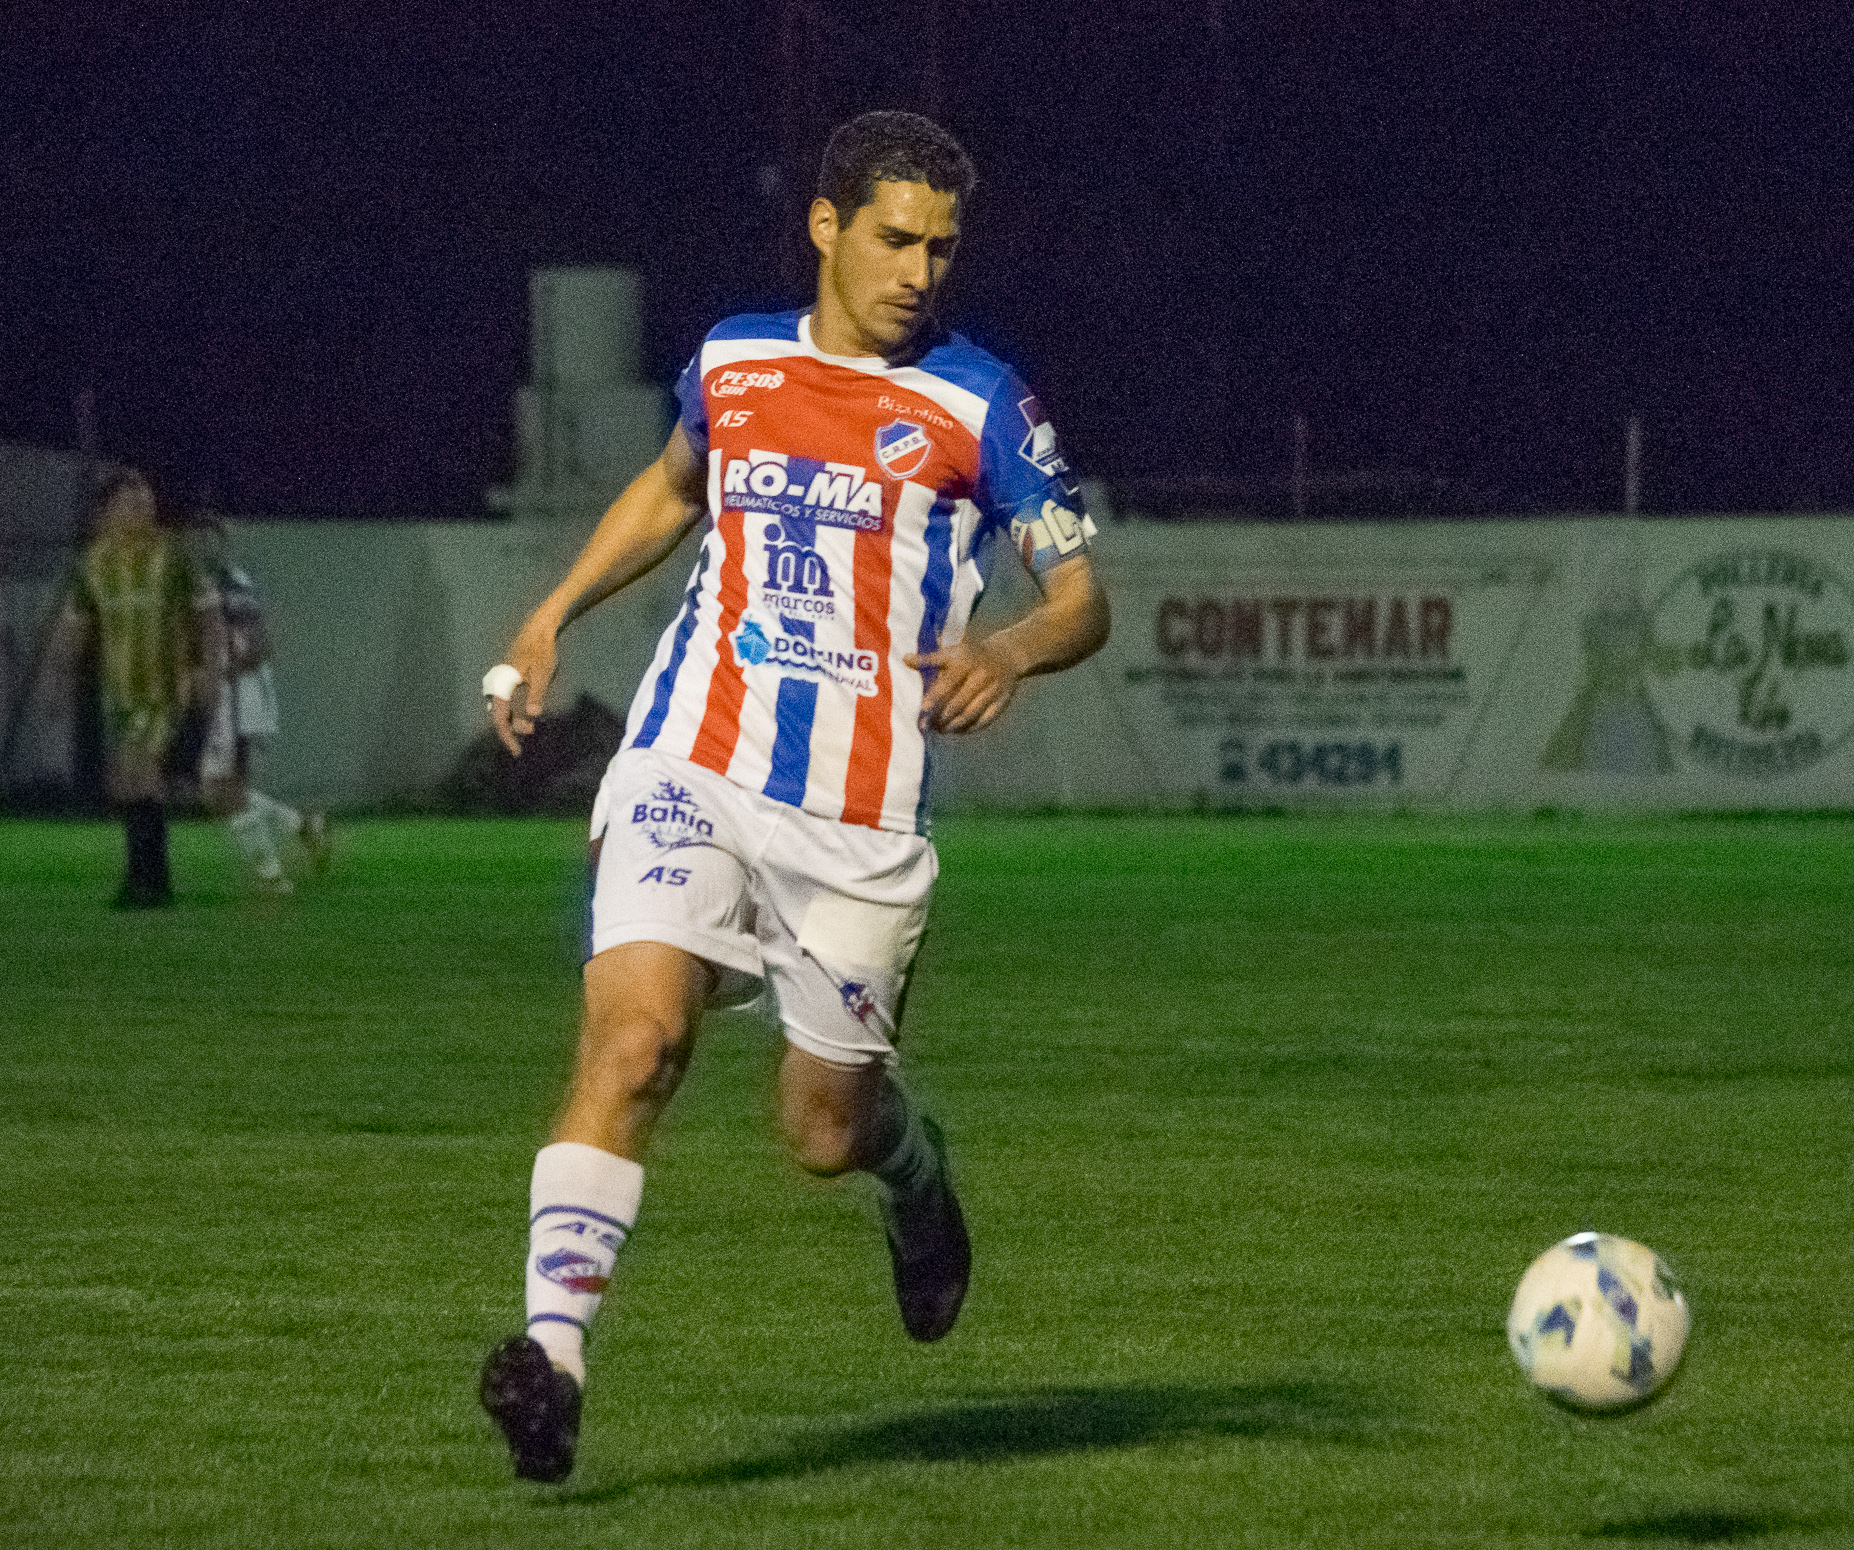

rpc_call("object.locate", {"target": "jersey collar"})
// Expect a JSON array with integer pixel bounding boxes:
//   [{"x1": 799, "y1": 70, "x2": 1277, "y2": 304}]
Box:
[{"x1": 799, "y1": 311, "x2": 943, "y2": 372}]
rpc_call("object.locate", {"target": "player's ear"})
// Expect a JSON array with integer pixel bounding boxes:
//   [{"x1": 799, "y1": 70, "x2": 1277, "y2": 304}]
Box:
[{"x1": 809, "y1": 197, "x2": 840, "y2": 261}]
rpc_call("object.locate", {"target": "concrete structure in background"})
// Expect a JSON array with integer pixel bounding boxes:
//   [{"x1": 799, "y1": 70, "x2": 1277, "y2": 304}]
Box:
[
  {"x1": 489, "y1": 267, "x2": 668, "y2": 524},
  {"x1": 234, "y1": 265, "x2": 679, "y2": 808},
  {"x1": 232, "y1": 505, "x2": 1854, "y2": 818}
]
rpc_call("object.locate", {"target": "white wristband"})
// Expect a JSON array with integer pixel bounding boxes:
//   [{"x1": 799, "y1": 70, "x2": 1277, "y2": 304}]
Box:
[{"x1": 482, "y1": 664, "x2": 523, "y2": 701}]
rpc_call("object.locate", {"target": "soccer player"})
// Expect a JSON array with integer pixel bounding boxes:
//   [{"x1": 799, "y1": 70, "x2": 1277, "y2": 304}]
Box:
[
  {"x1": 478, "y1": 111, "x2": 1110, "y2": 1483},
  {"x1": 54, "y1": 469, "x2": 199, "y2": 908},
  {"x1": 190, "y1": 520, "x2": 329, "y2": 894}
]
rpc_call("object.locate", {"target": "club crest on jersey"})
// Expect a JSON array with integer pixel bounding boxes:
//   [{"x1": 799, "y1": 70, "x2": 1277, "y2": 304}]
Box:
[
  {"x1": 535, "y1": 1249, "x2": 609, "y2": 1295},
  {"x1": 630, "y1": 778, "x2": 715, "y2": 850},
  {"x1": 713, "y1": 368, "x2": 784, "y2": 397},
  {"x1": 874, "y1": 419, "x2": 933, "y2": 480},
  {"x1": 730, "y1": 611, "x2": 880, "y2": 696},
  {"x1": 1017, "y1": 395, "x2": 1068, "y2": 477},
  {"x1": 722, "y1": 450, "x2": 884, "y2": 532}
]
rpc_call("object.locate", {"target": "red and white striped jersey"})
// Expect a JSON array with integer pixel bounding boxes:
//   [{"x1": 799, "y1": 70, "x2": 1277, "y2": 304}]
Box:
[{"x1": 623, "y1": 309, "x2": 1093, "y2": 834}]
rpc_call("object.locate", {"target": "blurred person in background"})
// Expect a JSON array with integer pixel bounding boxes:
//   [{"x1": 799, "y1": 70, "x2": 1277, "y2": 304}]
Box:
[
  {"x1": 53, "y1": 468, "x2": 197, "y2": 907},
  {"x1": 189, "y1": 518, "x2": 328, "y2": 895}
]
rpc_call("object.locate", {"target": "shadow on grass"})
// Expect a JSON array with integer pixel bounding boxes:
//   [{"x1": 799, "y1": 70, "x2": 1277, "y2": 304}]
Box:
[
  {"x1": 1588, "y1": 1508, "x2": 1833, "y2": 1543},
  {"x1": 566, "y1": 1379, "x2": 1388, "y2": 1502}
]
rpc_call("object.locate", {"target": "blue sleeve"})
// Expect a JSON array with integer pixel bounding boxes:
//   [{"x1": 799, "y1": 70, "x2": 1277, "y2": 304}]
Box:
[
  {"x1": 674, "y1": 349, "x2": 708, "y2": 459},
  {"x1": 974, "y1": 374, "x2": 1095, "y2": 575}
]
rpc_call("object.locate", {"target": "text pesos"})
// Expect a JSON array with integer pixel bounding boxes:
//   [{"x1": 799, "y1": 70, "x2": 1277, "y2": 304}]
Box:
[
  {"x1": 723, "y1": 451, "x2": 884, "y2": 532},
  {"x1": 1158, "y1": 595, "x2": 1454, "y2": 664},
  {"x1": 712, "y1": 369, "x2": 784, "y2": 398}
]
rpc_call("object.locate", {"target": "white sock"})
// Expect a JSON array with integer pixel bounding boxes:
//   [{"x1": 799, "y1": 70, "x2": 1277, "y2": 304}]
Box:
[
  {"x1": 871, "y1": 1092, "x2": 937, "y2": 1202},
  {"x1": 526, "y1": 1142, "x2": 644, "y2": 1386},
  {"x1": 246, "y1": 789, "x2": 302, "y2": 848},
  {"x1": 227, "y1": 801, "x2": 284, "y2": 881}
]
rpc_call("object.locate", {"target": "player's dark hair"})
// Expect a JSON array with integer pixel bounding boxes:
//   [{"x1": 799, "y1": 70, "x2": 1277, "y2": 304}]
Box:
[{"x1": 817, "y1": 111, "x2": 976, "y2": 221}]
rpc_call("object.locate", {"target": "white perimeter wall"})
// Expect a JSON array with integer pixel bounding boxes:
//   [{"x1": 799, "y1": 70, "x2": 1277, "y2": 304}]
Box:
[{"x1": 234, "y1": 514, "x2": 1854, "y2": 815}]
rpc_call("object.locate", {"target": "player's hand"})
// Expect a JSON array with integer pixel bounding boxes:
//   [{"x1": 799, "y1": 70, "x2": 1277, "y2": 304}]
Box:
[
  {"x1": 489, "y1": 623, "x2": 559, "y2": 756},
  {"x1": 905, "y1": 637, "x2": 1024, "y2": 734}
]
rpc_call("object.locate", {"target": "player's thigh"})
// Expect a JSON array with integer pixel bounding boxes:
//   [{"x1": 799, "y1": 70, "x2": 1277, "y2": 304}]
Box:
[
  {"x1": 585, "y1": 749, "x2": 765, "y2": 1009},
  {"x1": 578, "y1": 941, "x2": 712, "y2": 1082},
  {"x1": 759, "y1": 818, "x2": 936, "y2": 1067}
]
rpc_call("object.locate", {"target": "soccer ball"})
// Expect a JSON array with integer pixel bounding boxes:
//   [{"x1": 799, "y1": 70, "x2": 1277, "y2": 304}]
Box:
[{"x1": 1506, "y1": 1232, "x2": 1689, "y2": 1414}]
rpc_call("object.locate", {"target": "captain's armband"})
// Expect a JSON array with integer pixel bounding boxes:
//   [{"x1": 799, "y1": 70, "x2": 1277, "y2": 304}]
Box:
[{"x1": 1009, "y1": 497, "x2": 1098, "y2": 575}]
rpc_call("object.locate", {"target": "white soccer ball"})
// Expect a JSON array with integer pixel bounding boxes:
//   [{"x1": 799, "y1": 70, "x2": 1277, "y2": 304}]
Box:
[{"x1": 1506, "y1": 1231, "x2": 1689, "y2": 1414}]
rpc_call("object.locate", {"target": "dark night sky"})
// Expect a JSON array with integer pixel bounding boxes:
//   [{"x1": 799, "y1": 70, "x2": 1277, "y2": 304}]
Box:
[{"x1": 2, "y1": 2, "x2": 1849, "y2": 516}]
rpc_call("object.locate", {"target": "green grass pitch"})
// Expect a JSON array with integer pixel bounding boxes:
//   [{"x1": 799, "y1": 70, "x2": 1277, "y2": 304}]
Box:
[{"x1": 2, "y1": 811, "x2": 1850, "y2": 1548}]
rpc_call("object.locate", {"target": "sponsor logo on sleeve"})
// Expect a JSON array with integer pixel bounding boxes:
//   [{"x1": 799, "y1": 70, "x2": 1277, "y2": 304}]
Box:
[
  {"x1": 1011, "y1": 498, "x2": 1091, "y2": 567},
  {"x1": 874, "y1": 419, "x2": 934, "y2": 480},
  {"x1": 1017, "y1": 396, "x2": 1068, "y2": 476}
]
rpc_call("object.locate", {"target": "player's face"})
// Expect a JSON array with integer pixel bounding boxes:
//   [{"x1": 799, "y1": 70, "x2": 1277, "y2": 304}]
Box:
[
  {"x1": 810, "y1": 179, "x2": 960, "y2": 357},
  {"x1": 101, "y1": 475, "x2": 156, "y2": 532}
]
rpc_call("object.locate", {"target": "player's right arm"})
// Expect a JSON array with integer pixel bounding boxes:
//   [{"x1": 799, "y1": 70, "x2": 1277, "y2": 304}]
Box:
[
  {"x1": 491, "y1": 424, "x2": 707, "y2": 755},
  {"x1": 46, "y1": 566, "x2": 95, "y2": 673}
]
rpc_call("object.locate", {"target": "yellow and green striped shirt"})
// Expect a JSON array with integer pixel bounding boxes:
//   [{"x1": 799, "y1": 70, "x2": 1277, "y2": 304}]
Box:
[{"x1": 75, "y1": 528, "x2": 195, "y2": 714}]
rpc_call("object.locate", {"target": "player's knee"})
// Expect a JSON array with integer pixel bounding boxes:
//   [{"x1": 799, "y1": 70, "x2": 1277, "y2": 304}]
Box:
[{"x1": 576, "y1": 1004, "x2": 692, "y2": 1107}]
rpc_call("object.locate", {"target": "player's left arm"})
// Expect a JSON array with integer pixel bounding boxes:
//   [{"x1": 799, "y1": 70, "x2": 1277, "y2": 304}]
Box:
[{"x1": 908, "y1": 553, "x2": 1109, "y2": 734}]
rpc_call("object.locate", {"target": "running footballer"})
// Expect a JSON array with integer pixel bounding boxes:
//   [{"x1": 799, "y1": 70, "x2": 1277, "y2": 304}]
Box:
[{"x1": 479, "y1": 111, "x2": 1110, "y2": 1483}]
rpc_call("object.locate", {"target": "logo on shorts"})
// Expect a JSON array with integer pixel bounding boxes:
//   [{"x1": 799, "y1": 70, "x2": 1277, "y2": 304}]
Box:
[
  {"x1": 535, "y1": 1249, "x2": 609, "y2": 1295},
  {"x1": 875, "y1": 419, "x2": 933, "y2": 480},
  {"x1": 631, "y1": 779, "x2": 716, "y2": 851},
  {"x1": 839, "y1": 980, "x2": 878, "y2": 1025}
]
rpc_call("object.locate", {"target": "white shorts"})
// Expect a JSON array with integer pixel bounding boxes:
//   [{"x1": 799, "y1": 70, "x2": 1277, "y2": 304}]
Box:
[{"x1": 586, "y1": 747, "x2": 937, "y2": 1067}]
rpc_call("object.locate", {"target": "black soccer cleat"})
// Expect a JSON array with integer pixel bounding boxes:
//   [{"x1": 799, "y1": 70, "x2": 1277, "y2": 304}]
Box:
[
  {"x1": 881, "y1": 1116, "x2": 972, "y2": 1342},
  {"x1": 480, "y1": 1335, "x2": 582, "y2": 1483}
]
